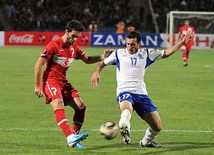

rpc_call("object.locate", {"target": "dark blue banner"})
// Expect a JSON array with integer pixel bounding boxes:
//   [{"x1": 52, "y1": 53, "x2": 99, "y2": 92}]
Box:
[{"x1": 90, "y1": 33, "x2": 165, "y2": 47}]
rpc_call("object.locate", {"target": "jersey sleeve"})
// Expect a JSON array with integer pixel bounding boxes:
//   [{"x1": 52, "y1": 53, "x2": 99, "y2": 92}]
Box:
[
  {"x1": 104, "y1": 50, "x2": 117, "y2": 65},
  {"x1": 40, "y1": 41, "x2": 57, "y2": 59},
  {"x1": 73, "y1": 45, "x2": 86, "y2": 59},
  {"x1": 147, "y1": 48, "x2": 165, "y2": 61}
]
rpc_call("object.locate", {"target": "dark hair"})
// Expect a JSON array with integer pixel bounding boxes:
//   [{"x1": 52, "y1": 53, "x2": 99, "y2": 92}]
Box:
[
  {"x1": 126, "y1": 31, "x2": 142, "y2": 43},
  {"x1": 65, "y1": 20, "x2": 85, "y2": 32}
]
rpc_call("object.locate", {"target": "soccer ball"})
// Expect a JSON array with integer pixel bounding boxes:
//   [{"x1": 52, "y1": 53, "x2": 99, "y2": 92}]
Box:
[{"x1": 99, "y1": 121, "x2": 120, "y2": 140}]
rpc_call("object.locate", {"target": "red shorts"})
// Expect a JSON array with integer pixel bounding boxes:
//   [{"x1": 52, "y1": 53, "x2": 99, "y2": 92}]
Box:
[
  {"x1": 43, "y1": 80, "x2": 80, "y2": 104},
  {"x1": 181, "y1": 41, "x2": 193, "y2": 52}
]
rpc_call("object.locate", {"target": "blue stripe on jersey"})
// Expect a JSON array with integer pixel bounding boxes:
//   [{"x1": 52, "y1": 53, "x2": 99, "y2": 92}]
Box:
[
  {"x1": 145, "y1": 49, "x2": 154, "y2": 69},
  {"x1": 115, "y1": 50, "x2": 120, "y2": 71}
]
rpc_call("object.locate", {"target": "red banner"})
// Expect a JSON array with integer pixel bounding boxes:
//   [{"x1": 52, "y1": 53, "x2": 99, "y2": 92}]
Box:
[{"x1": 5, "y1": 32, "x2": 90, "y2": 46}]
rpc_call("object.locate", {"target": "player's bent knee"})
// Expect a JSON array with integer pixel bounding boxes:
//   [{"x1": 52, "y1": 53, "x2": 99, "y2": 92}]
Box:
[
  {"x1": 79, "y1": 104, "x2": 86, "y2": 110},
  {"x1": 50, "y1": 99, "x2": 65, "y2": 111}
]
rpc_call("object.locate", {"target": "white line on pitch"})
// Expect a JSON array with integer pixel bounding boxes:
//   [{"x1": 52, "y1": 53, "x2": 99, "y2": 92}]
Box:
[
  {"x1": 0, "y1": 128, "x2": 213, "y2": 133},
  {"x1": 204, "y1": 65, "x2": 214, "y2": 69}
]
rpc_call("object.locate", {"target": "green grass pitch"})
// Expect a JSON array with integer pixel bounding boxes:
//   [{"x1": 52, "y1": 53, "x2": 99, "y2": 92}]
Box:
[{"x1": 0, "y1": 46, "x2": 213, "y2": 155}]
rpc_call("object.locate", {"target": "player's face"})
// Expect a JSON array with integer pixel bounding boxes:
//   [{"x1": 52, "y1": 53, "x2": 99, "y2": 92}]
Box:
[
  {"x1": 126, "y1": 38, "x2": 140, "y2": 54},
  {"x1": 65, "y1": 30, "x2": 82, "y2": 45},
  {"x1": 184, "y1": 20, "x2": 190, "y2": 26}
]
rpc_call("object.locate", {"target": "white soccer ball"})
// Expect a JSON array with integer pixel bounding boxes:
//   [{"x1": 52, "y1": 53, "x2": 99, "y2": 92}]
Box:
[{"x1": 99, "y1": 121, "x2": 120, "y2": 140}]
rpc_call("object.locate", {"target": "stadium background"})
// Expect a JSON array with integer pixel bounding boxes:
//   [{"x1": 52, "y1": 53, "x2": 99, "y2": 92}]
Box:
[
  {"x1": 0, "y1": 1, "x2": 214, "y2": 154},
  {"x1": 0, "y1": 0, "x2": 213, "y2": 33},
  {"x1": 0, "y1": 0, "x2": 213, "y2": 49}
]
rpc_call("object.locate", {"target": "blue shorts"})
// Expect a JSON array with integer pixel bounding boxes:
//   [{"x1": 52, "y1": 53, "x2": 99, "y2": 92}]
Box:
[{"x1": 117, "y1": 92, "x2": 157, "y2": 119}]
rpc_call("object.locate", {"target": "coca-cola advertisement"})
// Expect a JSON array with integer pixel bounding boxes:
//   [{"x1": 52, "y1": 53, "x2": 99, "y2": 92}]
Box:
[{"x1": 5, "y1": 32, "x2": 90, "y2": 46}]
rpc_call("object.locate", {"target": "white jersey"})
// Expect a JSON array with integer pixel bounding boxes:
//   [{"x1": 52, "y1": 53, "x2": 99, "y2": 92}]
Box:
[{"x1": 104, "y1": 48, "x2": 165, "y2": 96}]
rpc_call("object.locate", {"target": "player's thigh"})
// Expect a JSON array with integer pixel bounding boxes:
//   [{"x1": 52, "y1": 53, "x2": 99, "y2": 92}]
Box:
[
  {"x1": 117, "y1": 92, "x2": 134, "y2": 112},
  {"x1": 144, "y1": 111, "x2": 162, "y2": 131},
  {"x1": 133, "y1": 96, "x2": 157, "y2": 119},
  {"x1": 120, "y1": 100, "x2": 133, "y2": 112},
  {"x1": 44, "y1": 82, "x2": 63, "y2": 104},
  {"x1": 62, "y1": 83, "x2": 85, "y2": 109}
]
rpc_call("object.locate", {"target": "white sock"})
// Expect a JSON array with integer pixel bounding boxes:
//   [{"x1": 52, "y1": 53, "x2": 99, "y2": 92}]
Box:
[
  {"x1": 141, "y1": 127, "x2": 160, "y2": 145},
  {"x1": 119, "y1": 109, "x2": 131, "y2": 131}
]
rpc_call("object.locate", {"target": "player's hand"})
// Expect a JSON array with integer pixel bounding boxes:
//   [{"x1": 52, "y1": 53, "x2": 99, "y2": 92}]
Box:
[
  {"x1": 35, "y1": 86, "x2": 44, "y2": 98},
  {"x1": 183, "y1": 33, "x2": 192, "y2": 44},
  {"x1": 102, "y1": 49, "x2": 114, "y2": 59},
  {"x1": 90, "y1": 72, "x2": 100, "y2": 87}
]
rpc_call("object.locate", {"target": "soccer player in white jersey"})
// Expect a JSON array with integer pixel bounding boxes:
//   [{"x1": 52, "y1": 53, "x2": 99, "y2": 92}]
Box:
[{"x1": 90, "y1": 31, "x2": 192, "y2": 147}]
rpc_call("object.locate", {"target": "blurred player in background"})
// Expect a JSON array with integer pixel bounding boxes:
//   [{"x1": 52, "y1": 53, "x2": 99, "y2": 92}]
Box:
[
  {"x1": 90, "y1": 31, "x2": 192, "y2": 147},
  {"x1": 178, "y1": 19, "x2": 195, "y2": 66},
  {"x1": 34, "y1": 19, "x2": 112, "y2": 148},
  {"x1": 116, "y1": 21, "x2": 125, "y2": 33},
  {"x1": 127, "y1": 25, "x2": 135, "y2": 33},
  {"x1": 88, "y1": 21, "x2": 98, "y2": 32}
]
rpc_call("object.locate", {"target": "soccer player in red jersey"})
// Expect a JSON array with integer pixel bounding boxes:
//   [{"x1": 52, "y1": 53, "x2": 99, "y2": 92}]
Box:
[
  {"x1": 34, "y1": 20, "x2": 113, "y2": 148},
  {"x1": 178, "y1": 19, "x2": 195, "y2": 66}
]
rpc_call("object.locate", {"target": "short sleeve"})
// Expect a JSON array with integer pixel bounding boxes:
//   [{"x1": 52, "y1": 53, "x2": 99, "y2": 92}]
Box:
[
  {"x1": 40, "y1": 42, "x2": 57, "y2": 59},
  {"x1": 104, "y1": 51, "x2": 117, "y2": 65},
  {"x1": 73, "y1": 45, "x2": 86, "y2": 59},
  {"x1": 147, "y1": 48, "x2": 164, "y2": 61}
]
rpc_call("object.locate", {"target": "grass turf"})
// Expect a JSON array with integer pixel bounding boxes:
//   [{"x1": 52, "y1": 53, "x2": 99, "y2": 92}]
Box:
[{"x1": 0, "y1": 46, "x2": 213, "y2": 155}]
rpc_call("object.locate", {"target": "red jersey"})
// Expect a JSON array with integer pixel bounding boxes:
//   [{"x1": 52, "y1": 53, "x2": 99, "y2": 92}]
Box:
[
  {"x1": 179, "y1": 25, "x2": 195, "y2": 40},
  {"x1": 41, "y1": 37, "x2": 86, "y2": 83}
]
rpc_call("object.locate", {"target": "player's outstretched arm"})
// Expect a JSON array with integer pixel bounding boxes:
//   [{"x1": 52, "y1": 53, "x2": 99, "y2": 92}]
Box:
[
  {"x1": 90, "y1": 61, "x2": 106, "y2": 87},
  {"x1": 34, "y1": 57, "x2": 46, "y2": 98},
  {"x1": 163, "y1": 33, "x2": 192, "y2": 58},
  {"x1": 81, "y1": 49, "x2": 114, "y2": 64}
]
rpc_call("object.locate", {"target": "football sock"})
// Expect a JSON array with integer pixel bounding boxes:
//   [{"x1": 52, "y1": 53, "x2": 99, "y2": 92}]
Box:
[
  {"x1": 119, "y1": 109, "x2": 131, "y2": 130},
  {"x1": 141, "y1": 127, "x2": 160, "y2": 145},
  {"x1": 186, "y1": 52, "x2": 189, "y2": 61},
  {"x1": 72, "y1": 106, "x2": 86, "y2": 134},
  {"x1": 54, "y1": 109, "x2": 72, "y2": 137},
  {"x1": 182, "y1": 52, "x2": 187, "y2": 63}
]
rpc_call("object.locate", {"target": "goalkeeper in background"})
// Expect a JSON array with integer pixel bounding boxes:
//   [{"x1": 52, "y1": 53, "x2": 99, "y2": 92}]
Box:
[{"x1": 178, "y1": 19, "x2": 195, "y2": 67}]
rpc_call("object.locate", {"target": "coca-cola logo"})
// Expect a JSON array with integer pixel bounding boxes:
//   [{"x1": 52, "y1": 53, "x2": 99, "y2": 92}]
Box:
[{"x1": 9, "y1": 34, "x2": 34, "y2": 43}]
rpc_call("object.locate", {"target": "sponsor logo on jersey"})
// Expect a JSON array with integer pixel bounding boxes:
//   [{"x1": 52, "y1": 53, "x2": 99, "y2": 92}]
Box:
[{"x1": 53, "y1": 55, "x2": 73, "y2": 67}]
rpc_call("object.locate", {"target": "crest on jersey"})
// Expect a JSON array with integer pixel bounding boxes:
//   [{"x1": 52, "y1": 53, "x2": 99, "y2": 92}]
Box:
[
  {"x1": 138, "y1": 53, "x2": 144, "y2": 59},
  {"x1": 41, "y1": 49, "x2": 47, "y2": 57}
]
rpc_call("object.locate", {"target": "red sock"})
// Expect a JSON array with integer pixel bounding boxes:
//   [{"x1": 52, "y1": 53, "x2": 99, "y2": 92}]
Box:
[
  {"x1": 182, "y1": 52, "x2": 187, "y2": 63},
  {"x1": 72, "y1": 106, "x2": 86, "y2": 134},
  {"x1": 54, "y1": 109, "x2": 73, "y2": 137},
  {"x1": 186, "y1": 52, "x2": 189, "y2": 60}
]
